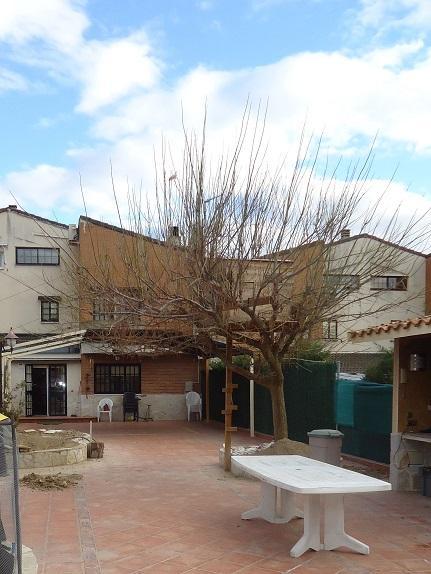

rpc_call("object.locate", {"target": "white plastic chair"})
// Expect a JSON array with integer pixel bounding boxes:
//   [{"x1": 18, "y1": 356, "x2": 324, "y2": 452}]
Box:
[
  {"x1": 185, "y1": 391, "x2": 202, "y2": 421},
  {"x1": 97, "y1": 398, "x2": 113, "y2": 422}
]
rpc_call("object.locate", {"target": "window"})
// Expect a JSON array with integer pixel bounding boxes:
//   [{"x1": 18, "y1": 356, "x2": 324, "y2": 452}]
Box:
[
  {"x1": 92, "y1": 289, "x2": 142, "y2": 321},
  {"x1": 322, "y1": 319, "x2": 338, "y2": 339},
  {"x1": 40, "y1": 298, "x2": 59, "y2": 322},
  {"x1": 94, "y1": 364, "x2": 141, "y2": 394},
  {"x1": 243, "y1": 281, "x2": 256, "y2": 298},
  {"x1": 0, "y1": 246, "x2": 5, "y2": 268},
  {"x1": 16, "y1": 247, "x2": 60, "y2": 265},
  {"x1": 370, "y1": 276, "x2": 408, "y2": 291},
  {"x1": 325, "y1": 275, "x2": 359, "y2": 293},
  {"x1": 93, "y1": 300, "x2": 115, "y2": 321}
]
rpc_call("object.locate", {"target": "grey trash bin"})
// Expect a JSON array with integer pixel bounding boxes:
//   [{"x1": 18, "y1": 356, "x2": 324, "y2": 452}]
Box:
[{"x1": 307, "y1": 429, "x2": 344, "y2": 466}]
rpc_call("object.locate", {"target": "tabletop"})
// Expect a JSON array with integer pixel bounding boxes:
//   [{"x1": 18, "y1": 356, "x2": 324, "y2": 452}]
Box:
[{"x1": 232, "y1": 455, "x2": 391, "y2": 494}]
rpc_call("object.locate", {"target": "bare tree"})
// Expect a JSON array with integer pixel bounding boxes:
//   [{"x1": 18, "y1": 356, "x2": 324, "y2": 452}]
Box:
[{"x1": 67, "y1": 106, "x2": 430, "y2": 442}]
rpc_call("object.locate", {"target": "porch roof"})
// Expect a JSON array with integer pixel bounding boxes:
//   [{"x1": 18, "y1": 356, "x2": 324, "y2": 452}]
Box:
[
  {"x1": 349, "y1": 315, "x2": 431, "y2": 342},
  {"x1": 6, "y1": 330, "x2": 86, "y2": 357}
]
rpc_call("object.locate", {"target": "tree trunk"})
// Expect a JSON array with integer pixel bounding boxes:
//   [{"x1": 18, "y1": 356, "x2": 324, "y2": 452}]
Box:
[{"x1": 270, "y1": 369, "x2": 288, "y2": 441}]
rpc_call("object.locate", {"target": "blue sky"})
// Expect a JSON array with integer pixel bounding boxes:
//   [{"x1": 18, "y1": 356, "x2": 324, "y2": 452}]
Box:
[{"x1": 1, "y1": 0, "x2": 431, "y2": 225}]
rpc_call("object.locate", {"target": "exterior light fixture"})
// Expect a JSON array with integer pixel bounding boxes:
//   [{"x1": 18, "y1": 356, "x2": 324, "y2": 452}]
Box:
[{"x1": 5, "y1": 327, "x2": 18, "y2": 352}]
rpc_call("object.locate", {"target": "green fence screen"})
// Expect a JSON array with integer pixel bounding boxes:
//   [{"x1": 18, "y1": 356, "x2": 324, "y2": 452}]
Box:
[
  {"x1": 206, "y1": 360, "x2": 337, "y2": 442},
  {"x1": 202, "y1": 369, "x2": 250, "y2": 429},
  {"x1": 284, "y1": 361, "x2": 337, "y2": 443},
  {"x1": 205, "y1": 364, "x2": 392, "y2": 464},
  {"x1": 335, "y1": 379, "x2": 356, "y2": 427},
  {"x1": 337, "y1": 380, "x2": 392, "y2": 463}
]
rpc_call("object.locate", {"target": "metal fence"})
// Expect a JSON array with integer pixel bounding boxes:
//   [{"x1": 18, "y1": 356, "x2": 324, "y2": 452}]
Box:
[{"x1": 0, "y1": 415, "x2": 21, "y2": 574}]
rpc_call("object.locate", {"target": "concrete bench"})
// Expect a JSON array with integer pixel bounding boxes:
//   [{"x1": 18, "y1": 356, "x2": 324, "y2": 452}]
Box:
[{"x1": 232, "y1": 454, "x2": 391, "y2": 558}]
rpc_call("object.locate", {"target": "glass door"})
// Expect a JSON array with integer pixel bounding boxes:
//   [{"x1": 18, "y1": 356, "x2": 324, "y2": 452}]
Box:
[
  {"x1": 28, "y1": 367, "x2": 48, "y2": 416},
  {"x1": 25, "y1": 365, "x2": 67, "y2": 416},
  {"x1": 48, "y1": 365, "x2": 67, "y2": 416}
]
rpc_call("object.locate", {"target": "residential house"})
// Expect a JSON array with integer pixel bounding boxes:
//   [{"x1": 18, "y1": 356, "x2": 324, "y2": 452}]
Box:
[
  {"x1": 76, "y1": 216, "x2": 201, "y2": 421},
  {"x1": 265, "y1": 231, "x2": 426, "y2": 372},
  {"x1": 0, "y1": 205, "x2": 81, "y2": 417},
  {"x1": 320, "y1": 231, "x2": 426, "y2": 372},
  {"x1": 8, "y1": 206, "x2": 400, "y2": 422},
  {"x1": 350, "y1": 293, "x2": 431, "y2": 491},
  {"x1": 75, "y1": 216, "x2": 301, "y2": 421}
]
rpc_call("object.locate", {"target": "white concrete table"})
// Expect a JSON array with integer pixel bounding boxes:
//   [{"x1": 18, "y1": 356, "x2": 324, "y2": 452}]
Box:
[{"x1": 232, "y1": 455, "x2": 391, "y2": 558}]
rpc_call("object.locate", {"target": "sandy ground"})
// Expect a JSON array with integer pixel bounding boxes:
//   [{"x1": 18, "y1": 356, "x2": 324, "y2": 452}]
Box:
[{"x1": 18, "y1": 429, "x2": 88, "y2": 451}]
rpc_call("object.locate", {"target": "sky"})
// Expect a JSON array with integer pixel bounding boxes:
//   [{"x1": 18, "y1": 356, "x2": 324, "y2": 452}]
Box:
[{"x1": 1, "y1": 0, "x2": 431, "y2": 229}]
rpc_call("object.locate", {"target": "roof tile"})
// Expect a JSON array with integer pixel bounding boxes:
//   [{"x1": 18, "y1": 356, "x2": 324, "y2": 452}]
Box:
[{"x1": 349, "y1": 315, "x2": 431, "y2": 338}]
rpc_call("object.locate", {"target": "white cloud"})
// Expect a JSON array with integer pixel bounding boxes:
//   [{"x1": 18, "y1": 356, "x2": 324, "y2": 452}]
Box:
[
  {"x1": 36, "y1": 118, "x2": 56, "y2": 129},
  {"x1": 4, "y1": 144, "x2": 431, "y2": 251},
  {"x1": 0, "y1": 164, "x2": 82, "y2": 217},
  {"x1": 355, "y1": 0, "x2": 431, "y2": 33},
  {"x1": 209, "y1": 19, "x2": 222, "y2": 31},
  {"x1": 0, "y1": 0, "x2": 160, "y2": 113},
  {"x1": 91, "y1": 42, "x2": 431, "y2": 156},
  {"x1": 0, "y1": 0, "x2": 89, "y2": 51},
  {"x1": 363, "y1": 39, "x2": 424, "y2": 68},
  {"x1": 76, "y1": 31, "x2": 160, "y2": 114},
  {"x1": 1, "y1": 0, "x2": 431, "y2": 238},
  {"x1": 0, "y1": 67, "x2": 27, "y2": 92},
  {"x1": 35, "y1": 114, "x2": 68, "y2": 129},
  {"x1": 196, "y1": 1, "x2": 214, "y2": 11},
  {"x1": 251, "y1": 0, "x2": 292, "y2": 11}
]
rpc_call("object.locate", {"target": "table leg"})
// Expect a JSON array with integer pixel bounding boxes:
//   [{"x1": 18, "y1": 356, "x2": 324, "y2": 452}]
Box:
[
  {"x1": 322, "y1": 494, "x2": 369, "y2": 554},
  {"x1": 242, "y1": 483, "x2": 301, "y2": 524},
  {"x1": 280, "y1": 489, "x2": 304, "y2": 520},
  {"x1": 290, "y1": 494, "x2": 322, "y2": 558}
]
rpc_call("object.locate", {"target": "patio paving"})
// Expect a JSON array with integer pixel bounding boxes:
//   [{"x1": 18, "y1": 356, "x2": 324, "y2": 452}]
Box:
[{"x1": 18, "y1": 421, "x2": 431, "y2": 574}]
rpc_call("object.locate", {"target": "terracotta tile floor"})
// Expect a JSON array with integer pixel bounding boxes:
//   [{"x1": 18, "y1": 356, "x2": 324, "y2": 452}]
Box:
[{"x1": 18, "y1": 421, "x2": 431, "y2": 573}]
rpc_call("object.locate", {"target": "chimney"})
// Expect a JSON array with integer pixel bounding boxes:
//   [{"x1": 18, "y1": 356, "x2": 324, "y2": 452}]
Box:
[
  {"x1": 340, "y1": 229, "x2": 350, "y2": 239},
  {"x1": 68, "y1": 224, "x2": 78, "y2": 242},
  {"x1": 8, "y1": 205, "x2": 17, "y2": 210},
  {"x1": 167, "y1": 225, "x2": 181, "y2": 246}
]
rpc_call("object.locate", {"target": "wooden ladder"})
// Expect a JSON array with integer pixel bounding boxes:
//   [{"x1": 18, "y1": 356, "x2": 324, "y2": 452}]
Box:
[{"x1": 223, "y1": 336, "x2": 237, "y2": 471}]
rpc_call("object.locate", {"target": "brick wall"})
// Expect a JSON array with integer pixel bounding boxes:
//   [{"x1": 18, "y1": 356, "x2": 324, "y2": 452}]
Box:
[
  {"x1": 143, "y1": 355, "x2": 198, "y2": 394},
  {"x1": 81, "y1": 353, "x2": 198, "y2": 395}
]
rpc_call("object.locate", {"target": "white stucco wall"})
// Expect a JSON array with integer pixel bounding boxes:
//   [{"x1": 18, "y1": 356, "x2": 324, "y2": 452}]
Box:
[
  {"x1": 0, "y1": 207, "x2": 78, "y2": 336},
  {"x1": 8, "y1": 358, "x2": 81, "y2": 417},
  {"x1": 80, "y1": 393, "x2": 188, "y2": 421},
  {"x1": 67, "y1": 361, "x2": 81, "y2": 416},
  {"x1": 324, "y1": 236, "x2": 426, "y2": 355},
  {"x1": 9, "y1": 362, "x2": 25, "y2": 414}
]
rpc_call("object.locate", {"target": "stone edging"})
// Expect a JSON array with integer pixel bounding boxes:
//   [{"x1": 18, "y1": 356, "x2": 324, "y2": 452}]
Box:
[
  {"x1": 219, "y1": 447, "x2": 255, "y2": 477},
  {"x1": 19, "y1": 435, "x2": 91, "y2": 469}
]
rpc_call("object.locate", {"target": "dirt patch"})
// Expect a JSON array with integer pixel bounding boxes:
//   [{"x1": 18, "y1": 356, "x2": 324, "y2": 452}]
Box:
[
  {"x1": 232, "y1": 438, "x2": 309, "y2": 457},
  {"x1": 20, "y1": 472, "x2": 82, "y2": 491},
  {"x1": 18, "y1": 429, "x2": 88, "y2": 452},
  {"x1": 256, "y1": 438, "x2": 310, "y2": 456}
]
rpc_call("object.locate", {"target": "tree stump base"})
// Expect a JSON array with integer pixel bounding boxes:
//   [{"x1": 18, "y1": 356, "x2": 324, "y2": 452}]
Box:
[{"x1": 87, "y1": 441, "x2": 104, "y2": 459}]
